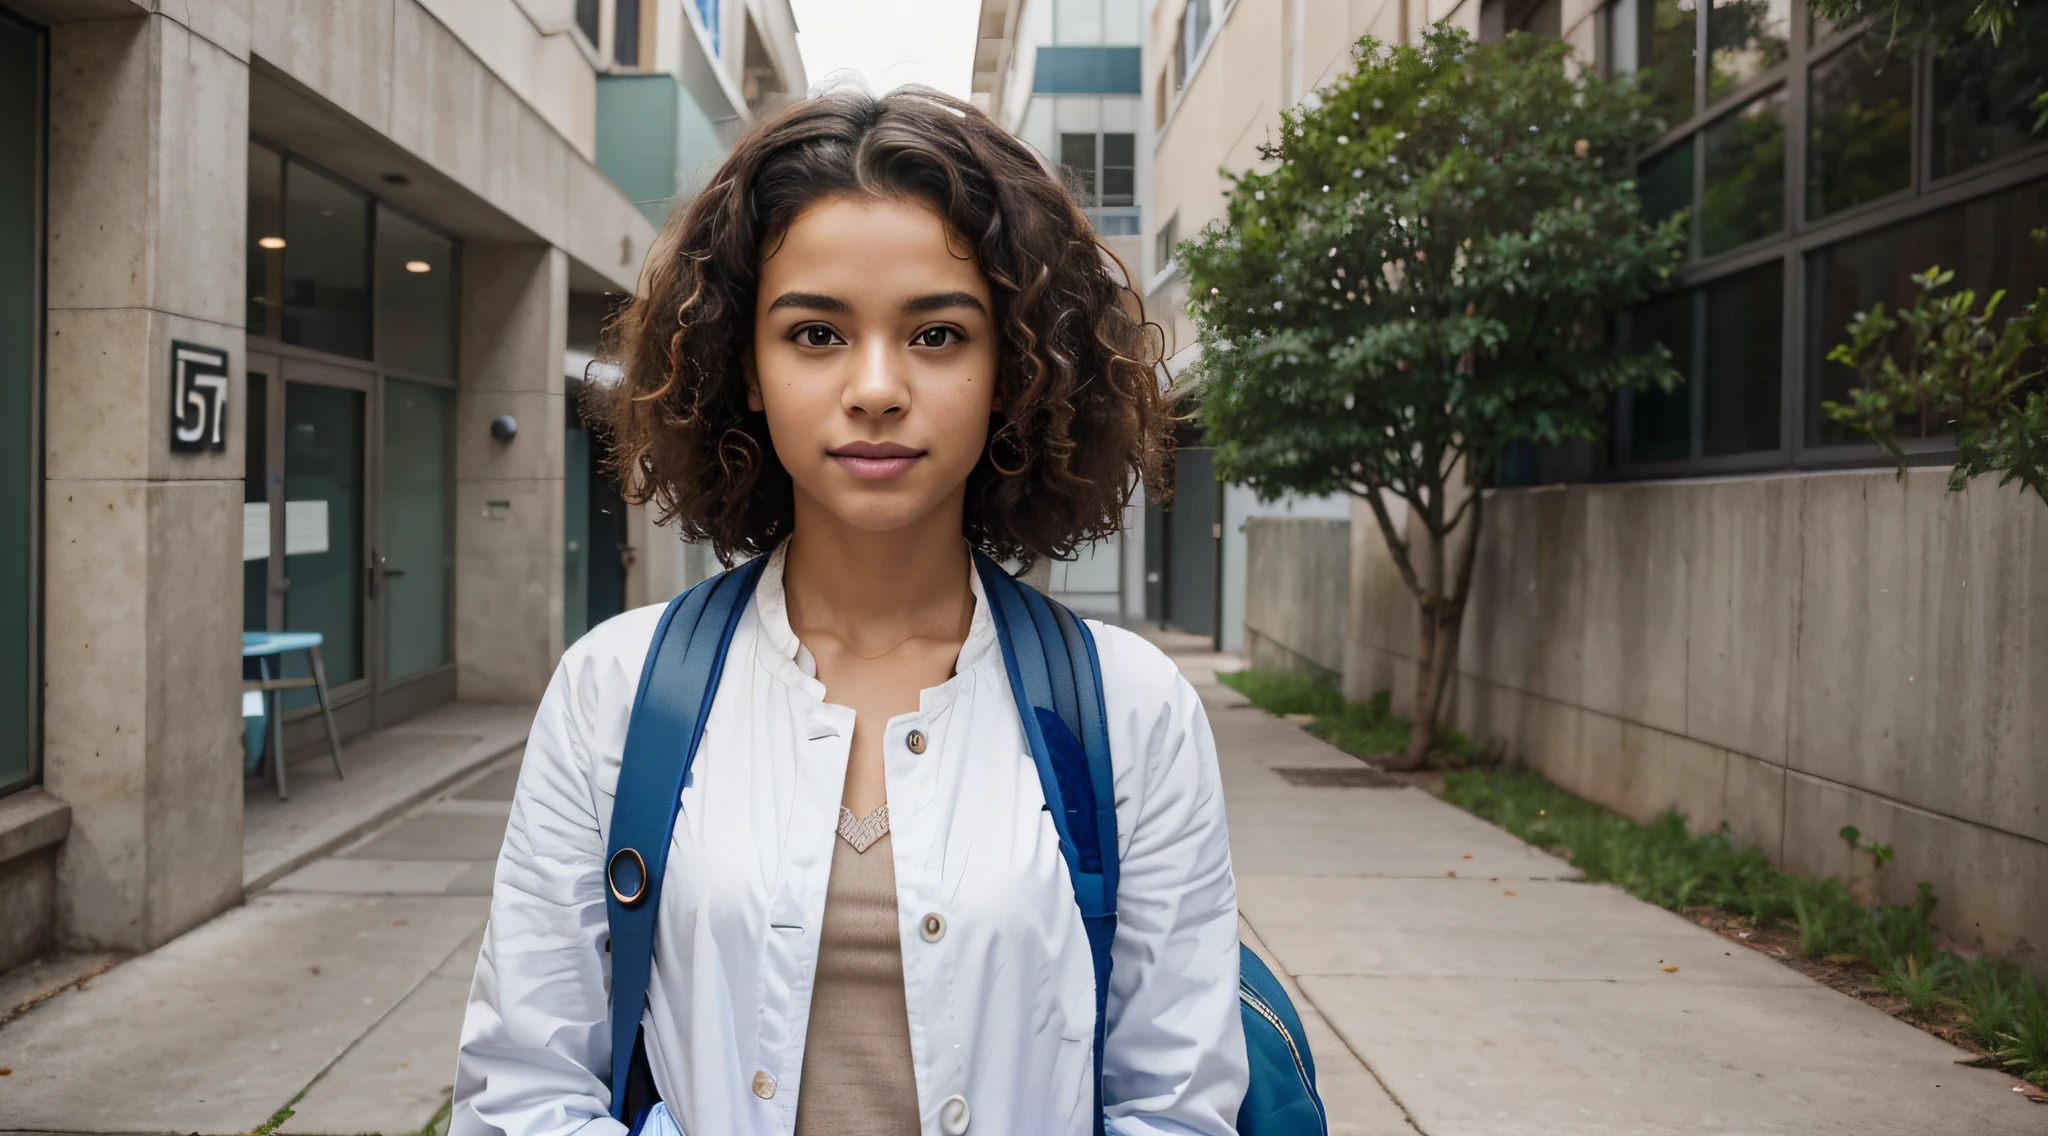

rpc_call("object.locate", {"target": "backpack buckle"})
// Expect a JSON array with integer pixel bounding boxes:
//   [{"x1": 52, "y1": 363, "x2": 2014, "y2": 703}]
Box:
[{"x1": 608, "y1": 847, "x2": 649, "y2": 906}]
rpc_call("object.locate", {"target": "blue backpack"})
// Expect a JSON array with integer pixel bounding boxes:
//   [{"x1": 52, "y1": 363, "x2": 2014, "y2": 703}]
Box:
[{"x1": 601, "y1": 552, "x2": 1328, "y2": 1135}]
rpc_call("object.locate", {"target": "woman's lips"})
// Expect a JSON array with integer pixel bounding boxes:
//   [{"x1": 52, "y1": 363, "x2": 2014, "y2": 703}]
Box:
[{"x1": 829, "y1": 442, "x2": 923, "y2": 481}]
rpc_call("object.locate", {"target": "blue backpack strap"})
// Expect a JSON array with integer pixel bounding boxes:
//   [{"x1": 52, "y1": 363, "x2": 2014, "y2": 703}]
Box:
[
  {"x1": 971, "y1": 552, "x2": 1119, "y2": 1135},
  {"x1": 603, "y1": 557, "x2": 768, "y2": 1121}
]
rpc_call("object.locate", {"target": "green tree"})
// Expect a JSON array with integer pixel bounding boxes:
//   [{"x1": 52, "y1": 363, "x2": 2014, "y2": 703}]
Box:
[
  {"x1": 1823, "y1": 267, "x2": 2048, "y2": 505},
  {"x1": 1179, "y1": 27, "x2": 1683, "y2": 770}
]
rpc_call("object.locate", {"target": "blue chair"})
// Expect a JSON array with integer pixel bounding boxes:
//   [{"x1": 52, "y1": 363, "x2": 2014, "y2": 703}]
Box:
[{"x1": 241, "y1": 631, "x2": 345, "y2": 800}]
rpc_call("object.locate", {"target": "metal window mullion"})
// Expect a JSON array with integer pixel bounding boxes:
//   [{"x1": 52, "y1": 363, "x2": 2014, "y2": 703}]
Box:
[{"x1": 1695, "y1": 0, "x2": 1708, "y2": 121}]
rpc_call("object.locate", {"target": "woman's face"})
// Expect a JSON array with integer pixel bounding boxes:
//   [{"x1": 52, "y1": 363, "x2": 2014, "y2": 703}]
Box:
[{"x1": 750, "y1": 195, "x2": 998, "y2": 539}]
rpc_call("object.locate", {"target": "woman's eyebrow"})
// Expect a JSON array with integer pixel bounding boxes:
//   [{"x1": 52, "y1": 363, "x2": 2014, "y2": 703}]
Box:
[
  {"x1": 766, "y1": 291, "x2": 850, "y2": 313},
  {"x1": 903, "y1": 291, "x2": 987, "y2": 315}
]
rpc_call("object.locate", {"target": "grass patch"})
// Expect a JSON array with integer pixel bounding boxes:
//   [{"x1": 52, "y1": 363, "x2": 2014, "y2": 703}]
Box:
[
  {"x1": 1215, "y1": 666, "x2": 2048, "y2": 1088},
  {"x1": 1444, "y1": 765, "x2": 2048, "y2": 1088},
  {"x1": 1216, "y1": 668, "x2": 1479, "y2": 766}
]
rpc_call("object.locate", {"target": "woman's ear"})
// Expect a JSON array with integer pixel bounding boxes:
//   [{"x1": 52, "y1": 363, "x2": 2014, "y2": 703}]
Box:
[{"x1": 743, "y1": 348, "x2": 764, "y2": 412}]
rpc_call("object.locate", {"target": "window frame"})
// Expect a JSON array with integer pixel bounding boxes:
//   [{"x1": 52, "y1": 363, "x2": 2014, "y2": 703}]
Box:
[{"x1": 1602, "y1": 0, "x2": 2048, "y2": 482}]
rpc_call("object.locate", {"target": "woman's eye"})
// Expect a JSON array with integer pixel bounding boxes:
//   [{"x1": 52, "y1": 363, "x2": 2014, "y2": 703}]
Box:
[
  {"x1": 914, "y1": 327, "x2": 959, "y2": 348},
  {"x1": 799, "y1": 325, "x2": 840, "y2": 347}
]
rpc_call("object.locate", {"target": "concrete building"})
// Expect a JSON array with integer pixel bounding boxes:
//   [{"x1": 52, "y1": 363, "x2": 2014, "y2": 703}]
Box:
[
  {"x1": 0, "y1": 0, "x2": 801, "y2": 973},
  {"x1": 1152, "y1": 0, "x2": 2047, "y2": 970}
]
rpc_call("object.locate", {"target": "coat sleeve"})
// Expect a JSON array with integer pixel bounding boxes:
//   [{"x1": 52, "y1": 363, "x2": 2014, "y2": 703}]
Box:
[
  {"x1": 450, "y1": 649, "x2": 631, "y2": 1136},
  {"x1": 1092, "y1": 626, "x2": 1248, "y2": 1136}
]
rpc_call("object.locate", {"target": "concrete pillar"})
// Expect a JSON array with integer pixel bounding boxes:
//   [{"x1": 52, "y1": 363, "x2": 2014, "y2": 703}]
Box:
[
  {"x1": 457, "y1": 243, "x2": 567, "y2": 702},
  {"x1": 42, "y1": 13, "x2": 250, "y2": 950}
]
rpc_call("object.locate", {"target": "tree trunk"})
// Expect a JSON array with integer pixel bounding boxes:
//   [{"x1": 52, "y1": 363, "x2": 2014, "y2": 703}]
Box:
[{"x1": 1382, "y1": 480, "x2": 1483, "y2": 773}]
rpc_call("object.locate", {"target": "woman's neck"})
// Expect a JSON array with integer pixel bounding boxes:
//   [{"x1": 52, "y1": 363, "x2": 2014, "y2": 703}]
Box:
[{"x1": 780, "y1": 489, "x2": 975, "y2": 658}]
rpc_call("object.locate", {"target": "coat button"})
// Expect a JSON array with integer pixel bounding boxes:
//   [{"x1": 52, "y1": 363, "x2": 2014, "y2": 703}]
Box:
[
  {"x1": 906, "y1": 728, "x2": 927, "y2": 754},
  {"x1": 920, "y1": 911, "x2": 946, "y2": 942},
  {"x1": 752, "y1": 1070, "x2": 776, "y2": 1099},
  {"x1": 940, "y1": 1093, "x2": 970, "y2": 1134}
]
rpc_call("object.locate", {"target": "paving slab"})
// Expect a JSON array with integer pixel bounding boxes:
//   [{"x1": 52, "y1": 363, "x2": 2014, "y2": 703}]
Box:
[
  {"x1": 337, "y1": 811, "x2": 514, "y2": 863},
  {"x1": 281, "y1": 974, "x2": 470, "y2": 1136},
  {"x1": 1299, "y1": 974, "x2": 2040, "y2": 1136},
  {"x1": 1242, "y1": 918, "x2": 1419, "y2": 1136},
  {"x1": 1240, "y1": 876, "x2": 1812, "y2": 987},
  {"x1": 0, "y1": 893, "x2": 487, "y2": 1135},
  {"x1": 271, "y1": 859, "x2": 478, "y2": 896},
  {"x1": 243, "y1": 702, "x2": 530, "y2": 891}
]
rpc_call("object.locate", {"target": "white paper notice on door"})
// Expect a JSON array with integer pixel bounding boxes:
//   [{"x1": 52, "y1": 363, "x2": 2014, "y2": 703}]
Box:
[
  {"x1": 243, "y1": 502, "x2": 269, "y2": 561},
  {"x1": 284, "y1": 499, "x2": 330, "y2": 557}
]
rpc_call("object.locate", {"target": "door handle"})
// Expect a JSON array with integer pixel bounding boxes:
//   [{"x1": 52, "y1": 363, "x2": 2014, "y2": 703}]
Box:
[{"x1": 379, "y1": 555, "x2": 406, "y2": 578}]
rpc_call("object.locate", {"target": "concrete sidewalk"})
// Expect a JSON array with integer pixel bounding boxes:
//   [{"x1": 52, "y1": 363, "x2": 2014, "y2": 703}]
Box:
[
  {"x1": 1181, "y1": 641, "x2": 2043, "y2": 1136},
  {"x1": 2, "y1": 643, "x2": 2039, "y2": 1135}
]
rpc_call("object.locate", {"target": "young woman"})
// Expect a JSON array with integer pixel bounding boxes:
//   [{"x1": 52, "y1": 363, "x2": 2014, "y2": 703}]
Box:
[{"x1": 452, "y1": 88, "x2": 1246, "y2": 1136}]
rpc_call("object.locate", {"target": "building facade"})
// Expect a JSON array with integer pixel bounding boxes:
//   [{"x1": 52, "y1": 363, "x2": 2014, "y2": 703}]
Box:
[
  {"x1": 975, "y1": 0, "x2": 1152, "y2": 623},
  {"x1": 1144, "y1": 0, "x2": 2045, "y2": 970},
  {"x1": 0, "y1": 0, "x2": 801, "y2": 973}
]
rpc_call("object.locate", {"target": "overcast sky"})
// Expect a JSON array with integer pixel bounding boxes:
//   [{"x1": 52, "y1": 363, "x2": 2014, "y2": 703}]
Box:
[{"x1": 788, "y1": 0, "x2": 982, "y2": 99}]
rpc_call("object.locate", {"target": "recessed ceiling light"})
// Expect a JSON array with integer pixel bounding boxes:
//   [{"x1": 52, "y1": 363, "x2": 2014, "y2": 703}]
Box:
[
  {"x1": 405, "y1": 260, "x2": 432, "y2": 273},
  {"x1": 258, "y1": 236, "x2": 286, "y2": 249},
  {"x1": 382, "y1": 172, "x2": 411, "y2": 185}
]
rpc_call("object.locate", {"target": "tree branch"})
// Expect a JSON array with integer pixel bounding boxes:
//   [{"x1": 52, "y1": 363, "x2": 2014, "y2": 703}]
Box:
[{"x1": 1349, "y1": 478, "x2": 1427, "y2": 599}]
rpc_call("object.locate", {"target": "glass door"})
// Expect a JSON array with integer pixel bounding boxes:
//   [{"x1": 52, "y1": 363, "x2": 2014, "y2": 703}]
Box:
[
  {"x1": 280, "y1": 359, "x2": 369, "y2": 711},
  {"x1": 377, "y1": 375, "x2": 455, "y2": 718}
]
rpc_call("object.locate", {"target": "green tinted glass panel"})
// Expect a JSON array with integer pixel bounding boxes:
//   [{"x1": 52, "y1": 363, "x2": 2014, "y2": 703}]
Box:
[
  {"x1": 1060, "y1": 133, "x2": 1097, "y2": 206},
  {"x1": 564, "y1": 423, "x2": 591, "y2": 647},
  {"x1": 383, "y1": 379, "x2": 454, "y2": 680},
  {"x1": 1646, "y1": 0, "x2": 1698, "y2": 128},
  {"x1": 284, "y1": 161, "x2": 371, "y2": 358},
  {"x1": 1806, "y1": 31, "x2": 1912, "y2": 221},
  {"x1": 1629, "y1": 290, "x2": 1693, "y2": 464},
  {"x1": 284, "y1": 383, "x2": 365, "y2": 708},
  {"x1": 1930, "y1": 6, "x2": 2048, "y2": 180},
  {"x1": 1700, "y1": 88, "x2": 1785, "y2": 256},
  {"x1": 0, "y1": 14, "x2": 38, "y2": 793},
  {"x1": 1806, "y1": 177, "x2": 2048, "y2": 445},
  {"x1": 375, "y1": 206, "x2": 456, "y2": 378},
  {"x1": 1707, "y1": 0, "x2": 1788, "y2": 104},
  {"x1": 1638, "y1": 138, "x2": 1695, "y2": 248},
  {"x1": 1703, "y1": 259, "x2": 1782, "y2": 455},
  {"x1": 244, "y1": 374, "x2": 270, "y2": 633}
]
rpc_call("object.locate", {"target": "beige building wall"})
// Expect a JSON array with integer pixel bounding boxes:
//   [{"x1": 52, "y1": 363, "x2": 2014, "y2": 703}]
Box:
[{"x1": 8, "y1": 0, "x2": 655, "y2": 962}]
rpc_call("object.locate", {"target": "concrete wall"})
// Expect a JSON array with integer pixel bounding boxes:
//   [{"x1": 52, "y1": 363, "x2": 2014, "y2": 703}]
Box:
[
  {"x1": 1346, "y1": 468, "x2": 2048, "y2": 973},
  {"x1": 41, "y1": 12, "x2": 250, "y2": 952},
  {"x1": 1243, "y1": 517, "x2": 1349, "y2": 683}
]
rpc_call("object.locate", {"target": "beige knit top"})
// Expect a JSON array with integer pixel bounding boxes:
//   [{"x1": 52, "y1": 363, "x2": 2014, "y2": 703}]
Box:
[{"x1": 791, "y1": 806, "x2": 922, "y2": 1134}]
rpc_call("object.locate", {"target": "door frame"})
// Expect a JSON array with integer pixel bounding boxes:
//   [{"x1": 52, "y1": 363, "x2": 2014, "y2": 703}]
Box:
[{"x1": 247, "y1": 340, "x2": 458, "y2": 738}]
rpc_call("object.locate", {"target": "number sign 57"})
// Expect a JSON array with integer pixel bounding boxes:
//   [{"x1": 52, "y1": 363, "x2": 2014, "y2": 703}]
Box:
[{"x1": 171, "y1": 341, "x2": 229, "y2": 453}]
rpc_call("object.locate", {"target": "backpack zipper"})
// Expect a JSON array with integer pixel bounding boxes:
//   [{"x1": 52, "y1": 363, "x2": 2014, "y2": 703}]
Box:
[{"x1": 1239, "y1": 979, "x2": 1326, "y2": 1121}]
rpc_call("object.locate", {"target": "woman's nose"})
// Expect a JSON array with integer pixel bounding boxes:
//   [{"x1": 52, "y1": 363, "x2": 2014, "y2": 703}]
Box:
[{"x1": 844, "y1": 338, "x2": 908, "y2": 417}]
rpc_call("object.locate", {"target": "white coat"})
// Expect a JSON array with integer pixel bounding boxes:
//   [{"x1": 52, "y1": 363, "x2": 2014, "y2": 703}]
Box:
[{"x1": 451, "y1": 547, "x2": 1247, "y2": 1135}]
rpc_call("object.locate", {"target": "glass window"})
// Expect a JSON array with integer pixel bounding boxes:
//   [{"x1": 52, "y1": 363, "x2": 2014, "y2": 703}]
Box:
[
  {"x1": 1806, "y1": 31, "x2": 1912, "y2": 221},
  {"x1": 1629, "y1": 290, "x2": 1694, "y2": 463},
  {"x1": 1180, "y1": 0, "x2": 1210, "y2": 81},
  {"x1": 1700, "y1": 88, "x2": 1785, "y2": 256},
  {"x1": 247, "y1": 142, "x2": 284, "y2": 337},
  {"x1": 243, "y1": 374, "x2": 269, "y2": 634},
  {"x1": 1638, "y1": 138, "x2": 1695, "y2": 244},
  {"x1": 618, "y1": 0, "x2": 643, "y2": 65},
  {"x1": 1702, "y1": 260, "x2": 1782, "y2": 455},
  {"x1": 375, "y1": 205, "x2": 456, "y2": 378},
  {"x1": 382, "y1": 379, "x2": 454, "y2": 681},
  {"x1": 283, "y1": 160, "x2": 372, "y2": 359},
  {"x1": 1646, "y1": 0, "x2": 1699, "y2": 128},
  {"x1": 1931, "y1": 8, "x2": 2048, "y2": 180},
  {"x1": 576, "y1": 0, "x2": 599, "y2": 44},
  {"x1": 1805, "y1": 177, "x2": 2048, "y2": 445},
  {"x1": 283, "y1": 383, "x2": 366, "y2": 705},
  {"x1": 1707, "y1": 0, "x2": 1788, "y2": 104},
  {"x1": 1060, "y1": 132, "x2": 1097, "y2": 206},
  {"x1": 1102, "y1": 132, "x2": 1135, "y2": 206},
  {"x1": 0, "y1": 11, "x2": 39, "y2": 795}
]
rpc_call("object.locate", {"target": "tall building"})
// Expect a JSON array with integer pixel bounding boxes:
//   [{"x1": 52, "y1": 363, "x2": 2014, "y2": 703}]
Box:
[
  {"x1": 0, "y1": 0, "x2": 802, "y2": 973},
  {"x1": 974, "y1": 0, "x2": 1151, "y2": 624}
]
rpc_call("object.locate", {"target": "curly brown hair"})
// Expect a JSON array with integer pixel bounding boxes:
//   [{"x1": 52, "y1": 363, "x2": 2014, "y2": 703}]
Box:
[{"x1": 592, "y1": 86, "x2": 1170, "y2": 566}]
